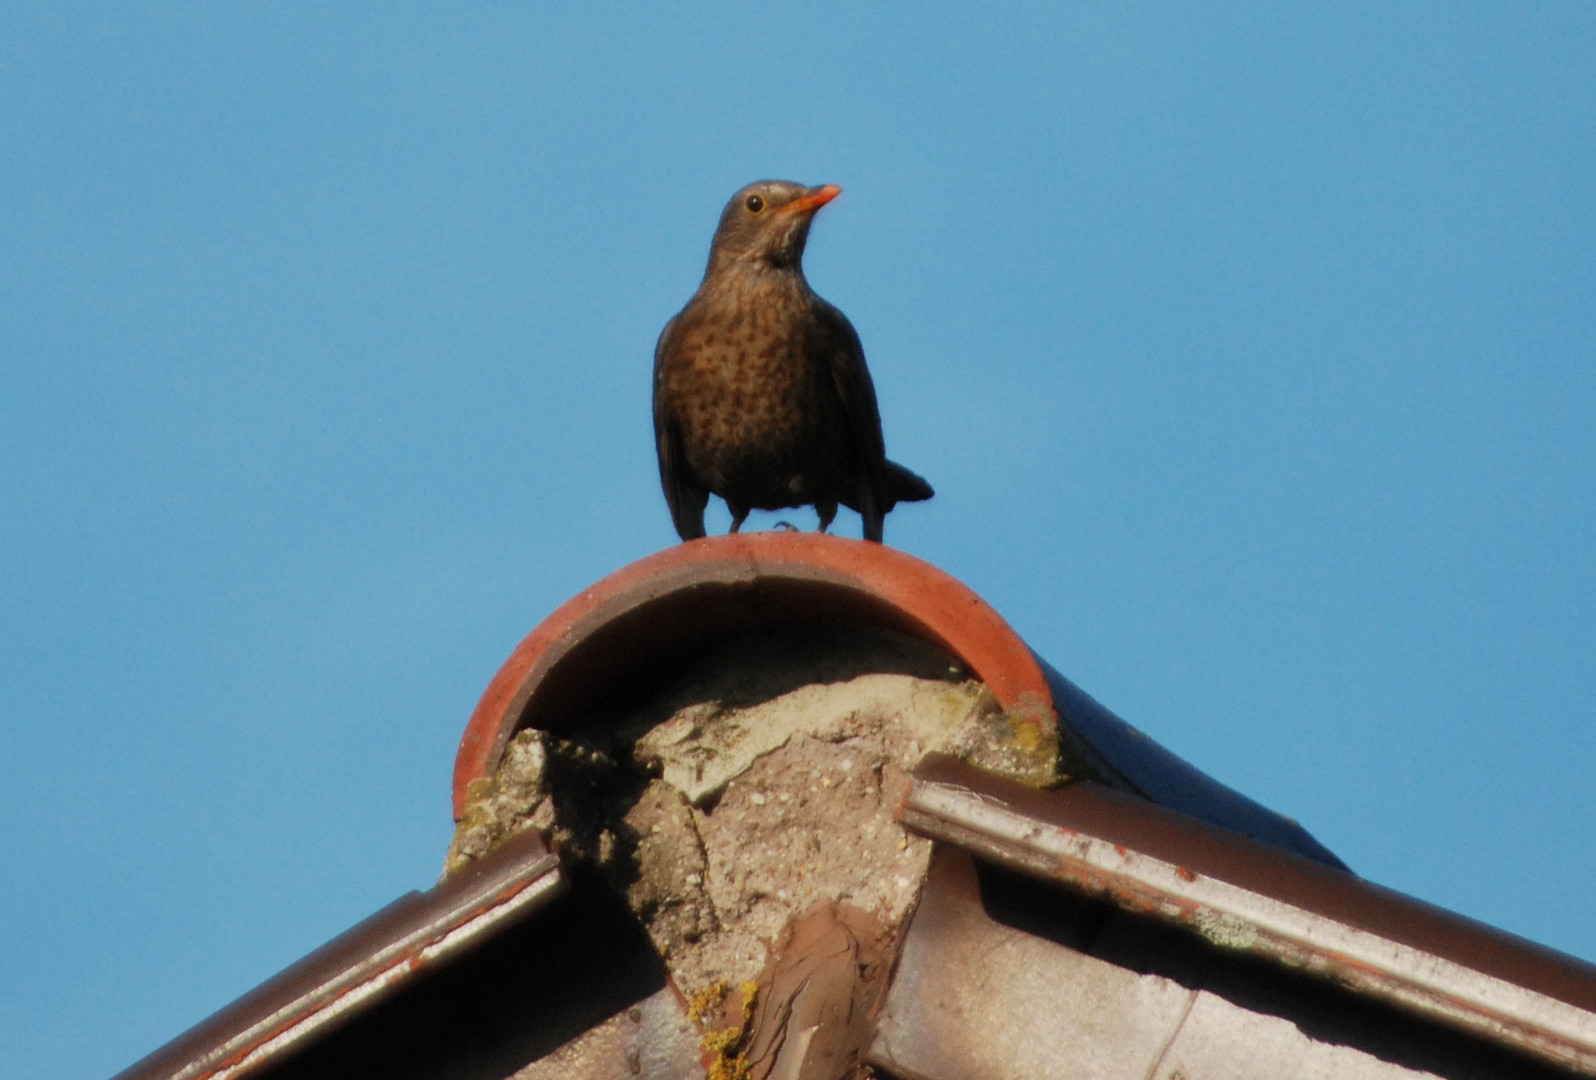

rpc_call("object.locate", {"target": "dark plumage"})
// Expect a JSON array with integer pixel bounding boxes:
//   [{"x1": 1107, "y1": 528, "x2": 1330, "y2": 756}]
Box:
[{"x1": 653, "y1": 180, "x2": 933, "y2": 543}]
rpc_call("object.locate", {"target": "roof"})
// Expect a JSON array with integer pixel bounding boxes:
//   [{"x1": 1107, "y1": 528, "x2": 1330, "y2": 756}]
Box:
[
  {"x1": 896, "y1": 754, "x2": 1596, "y2": 1076},
  {"x1": 116, "y1": 533, "x2": 1596, "y2": 1080},
  {"x1": 453, "y1": 533, "x2": 1345, "y2": 867},
  {"x1": 114, "y1": 828, "x2": 564, "y2": 1080}
]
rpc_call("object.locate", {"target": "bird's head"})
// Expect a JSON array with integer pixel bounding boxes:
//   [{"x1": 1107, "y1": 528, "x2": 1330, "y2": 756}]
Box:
[{"x1": 707, "y1": 180, "x2": 841, "y2": 272}]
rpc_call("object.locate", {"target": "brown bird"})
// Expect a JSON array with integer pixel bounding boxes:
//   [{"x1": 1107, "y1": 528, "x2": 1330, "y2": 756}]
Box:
[{"x1": 653, "y1": 180, "x2": 933, "y2": 543}]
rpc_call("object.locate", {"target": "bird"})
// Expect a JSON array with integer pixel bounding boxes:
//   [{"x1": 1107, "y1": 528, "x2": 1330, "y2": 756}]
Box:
[{"x1": 652, "y1": 180, "x2": 933, "y2": 543}]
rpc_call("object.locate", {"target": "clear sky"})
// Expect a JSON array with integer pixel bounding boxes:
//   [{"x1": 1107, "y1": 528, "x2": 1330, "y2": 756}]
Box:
[{"x1": 3, "y1": 6, "x2": 1593, "y2": 1077}]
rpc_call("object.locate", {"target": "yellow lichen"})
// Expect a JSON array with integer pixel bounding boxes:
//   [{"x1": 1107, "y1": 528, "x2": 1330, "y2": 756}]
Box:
[
  {"x1": 736, "y1": 980, "x2": 758, "y2": 1025},
  {"x1": 702, "y1": 1027, "x2": 740, "y2": 1054},
  {"x1": 686, "y1": 980, "x2": 728, "y2": 1026},
  {"x1": 707, "y1": 1055, "x2": 752, "y2": 1080},
  {"x1": 1008, "y1": 712, "x2": 1048, "y2": 754},
  {"x1": 694, "y1": 980, "x2": 759, "y2": 1080}
]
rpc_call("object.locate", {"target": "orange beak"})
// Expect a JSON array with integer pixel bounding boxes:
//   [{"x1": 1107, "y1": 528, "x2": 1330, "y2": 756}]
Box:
[{"x1": 784, "y1": 183, "x2": 842, "y2": 216}]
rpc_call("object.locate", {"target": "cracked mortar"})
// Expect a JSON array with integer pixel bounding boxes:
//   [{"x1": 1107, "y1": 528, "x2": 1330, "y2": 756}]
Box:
[{"x1": 445, "y1": 625, "x2": 1068, "y2": 1019}]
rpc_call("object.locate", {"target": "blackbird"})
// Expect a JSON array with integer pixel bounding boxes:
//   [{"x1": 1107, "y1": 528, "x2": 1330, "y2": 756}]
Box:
[{"x1": 653, "y1": 180, "x2": 933, "y2": 543}]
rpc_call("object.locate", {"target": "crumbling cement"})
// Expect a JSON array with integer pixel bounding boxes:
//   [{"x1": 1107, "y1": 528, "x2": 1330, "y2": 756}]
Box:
[{"x1": 445, "y1": 625, "x2": 1069, "y2": 1077}]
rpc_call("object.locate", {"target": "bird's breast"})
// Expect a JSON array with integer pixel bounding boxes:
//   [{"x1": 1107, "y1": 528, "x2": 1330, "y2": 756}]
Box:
[
  {"x1": 669, "y1": 300, "x2": 817, "y2": 439},
  {"x1": 660, "y1": 284, "x2": 843, "y2": 500}
]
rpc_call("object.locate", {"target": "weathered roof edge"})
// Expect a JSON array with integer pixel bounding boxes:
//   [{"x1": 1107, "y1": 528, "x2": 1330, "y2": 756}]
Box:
[
  {"x1": 112, "y1": 829, "x2": 562, "y2": 1080},
  {"x1": 903, "y1": 754, "x2": 1596, "y2": 1076}
]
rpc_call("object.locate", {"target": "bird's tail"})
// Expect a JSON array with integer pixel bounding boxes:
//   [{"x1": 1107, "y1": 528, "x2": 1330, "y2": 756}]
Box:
[{"x1": 883, "y1": 460, "x2": 933, "y2": 509}]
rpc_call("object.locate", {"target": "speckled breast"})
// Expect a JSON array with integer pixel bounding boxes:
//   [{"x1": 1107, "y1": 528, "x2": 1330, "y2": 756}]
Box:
[{"x1": 664, "y1": 292, "x2": 849, "y2": 509}]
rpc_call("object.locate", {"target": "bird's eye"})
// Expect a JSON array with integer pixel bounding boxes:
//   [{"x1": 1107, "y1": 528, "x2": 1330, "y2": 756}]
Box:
[{"x1": 745, "y1": 194, "x2": 764, "y2": 213}]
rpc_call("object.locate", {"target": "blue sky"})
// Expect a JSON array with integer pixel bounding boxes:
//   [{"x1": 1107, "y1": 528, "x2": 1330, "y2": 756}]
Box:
[{"x1": 3, "y1": 6, "x2": 1593, "y2": 1077}]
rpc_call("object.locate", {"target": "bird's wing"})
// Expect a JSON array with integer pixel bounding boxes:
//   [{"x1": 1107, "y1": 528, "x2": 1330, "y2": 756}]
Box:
[
  {"x1": 653, "y1": 314, "x2": 708, "y2": 539},
  {"x1": 816, "y1": 299, "x2": 892, "y2": 537},
  {"x1": 816, "y1": 300, "x2": 888, "y2": 469}
]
